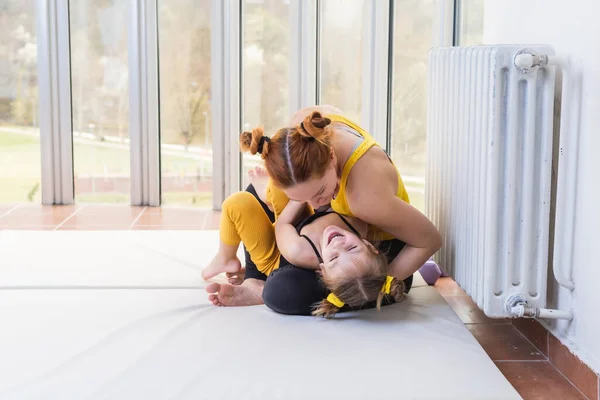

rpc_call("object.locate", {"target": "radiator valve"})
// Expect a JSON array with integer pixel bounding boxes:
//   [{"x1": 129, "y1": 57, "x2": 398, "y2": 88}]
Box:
[
  {"x1": 505, "y1": 294, "x2": 537, "y2": 318},
  {"x1": 514, "y1": 48, "x2": 549, "y2": 73}
]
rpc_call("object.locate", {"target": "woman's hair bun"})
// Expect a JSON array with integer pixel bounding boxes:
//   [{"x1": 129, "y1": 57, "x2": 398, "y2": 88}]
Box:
[
  {"x1": 298, "y1": 111, "x2": 332, "y2": 139},
  {"x1": 240, "y1": 126, "x2": 269, "y2": 158}
]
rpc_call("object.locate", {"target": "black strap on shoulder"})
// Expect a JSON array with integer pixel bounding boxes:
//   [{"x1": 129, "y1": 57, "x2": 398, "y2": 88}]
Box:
[
  {"x1": 301, "y1": 234, "x2": 323, "y2": 264},
  {"x1": 335, "y1": 213, "x2": 361, "y2": 237}
]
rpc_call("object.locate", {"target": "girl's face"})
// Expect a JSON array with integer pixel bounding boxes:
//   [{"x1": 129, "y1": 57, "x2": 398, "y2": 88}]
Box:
[{"x1": 319, "y1": 226, "x2": 379, "y2": 280}]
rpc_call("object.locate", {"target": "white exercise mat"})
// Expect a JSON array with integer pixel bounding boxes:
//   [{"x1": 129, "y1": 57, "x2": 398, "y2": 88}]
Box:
[
  {"x1": 0, "y1": 230, "x2": 428, "y2": 288},
  {"x1": 0, "y1": 231, "x2": 520, "y2": 399}
]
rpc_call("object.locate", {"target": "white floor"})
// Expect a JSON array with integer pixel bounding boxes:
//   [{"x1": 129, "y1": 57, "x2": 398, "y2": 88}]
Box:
[{"x1": 0, "y1": 231, "x2": 521, "y2": 400}]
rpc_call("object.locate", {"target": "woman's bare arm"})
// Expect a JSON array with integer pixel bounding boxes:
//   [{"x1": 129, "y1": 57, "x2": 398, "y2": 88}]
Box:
[{"x1": 345, "y1": 151, "x2": 442, "y2": 280}]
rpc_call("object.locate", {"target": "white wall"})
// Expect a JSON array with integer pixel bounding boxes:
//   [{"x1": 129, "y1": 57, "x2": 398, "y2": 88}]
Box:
[{"x1": 484, "y1": 0, "x2": 600, "y2": 373}]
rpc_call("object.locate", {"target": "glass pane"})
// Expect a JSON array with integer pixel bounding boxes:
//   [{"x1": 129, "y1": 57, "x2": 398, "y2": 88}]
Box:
[
  {"x1": 158, "y1": 0, "x2": 213, "y2": 207},
  {"x1": 241, "y1": 0, "x2": 291, "y2": 190},
  {"x1": 70, "y1": 0, "x2": 130, "y2": 204},
  {"x1": 0, "y1": 1, "x2": 41, "y2": 203},
  {"x1": 319, "y1": 0, "x2": 367, "y2": 124},
  {"x1": 390, "y1": 0, "x2": 441, "y2": 212},
  {"x1": 458, "y1": 0, "x2": 484, "y2": 45}
]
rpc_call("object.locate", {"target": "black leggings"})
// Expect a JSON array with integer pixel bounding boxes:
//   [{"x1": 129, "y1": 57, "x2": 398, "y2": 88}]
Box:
[{"x1": 241, "y1": 185, "x2": 413, "y2": 315}]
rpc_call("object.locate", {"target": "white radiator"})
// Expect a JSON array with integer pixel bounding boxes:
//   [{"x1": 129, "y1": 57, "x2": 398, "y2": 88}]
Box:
[{"x1": 425, "y1": 45, "x2": 558, "y2": 318}]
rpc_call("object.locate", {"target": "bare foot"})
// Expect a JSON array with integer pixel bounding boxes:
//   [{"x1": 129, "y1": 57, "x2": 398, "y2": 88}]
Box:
[
  {"x1": 201, "y1": 255, "x2": 242, "y2": 281},
  {"x1": 205, "y1": 281, "x2": 264, "y2": 306},
  {"x1": 248, "y1": 166, "x2": 272, "y2": 211},
  {"x1": 226, "y1": 267, "x2": 246, "y2": 285}
]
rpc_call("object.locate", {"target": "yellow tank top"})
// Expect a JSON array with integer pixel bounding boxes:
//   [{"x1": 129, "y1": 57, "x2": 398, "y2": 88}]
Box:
[{"x1": 327, "y1": 114, "x2": 410, "y2": 240}]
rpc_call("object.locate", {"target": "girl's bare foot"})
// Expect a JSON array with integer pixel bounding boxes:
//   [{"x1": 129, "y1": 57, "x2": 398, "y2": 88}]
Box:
[
  {"x1": 201, "y1": 255, "x2": 242, "y2": 281},
  {"x1": 205, "y1": 280, "x2": 264, "y2": 306}
]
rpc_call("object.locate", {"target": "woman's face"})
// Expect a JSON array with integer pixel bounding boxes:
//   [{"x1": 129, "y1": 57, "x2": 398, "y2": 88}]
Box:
[
  {"x1": 283, "y1": 162, "x2": 339, "y2": 209},
  {"x1": 319, "y1": 225, "x2": 379, "y2": 280}
]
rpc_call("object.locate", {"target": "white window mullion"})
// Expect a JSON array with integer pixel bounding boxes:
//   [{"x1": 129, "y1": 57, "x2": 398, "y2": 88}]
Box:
[
  {"x1": 37, "y1": 0, "x2": 74, "y2": 205},
  {"x1": 211, "y1": 0, "x2": 241, "y2": 209},
  {"x1": 128, "y1": 0, "x2": 161, "y2": 206},
  {"x1": 289, "y1": 0, "x2": 318, "y2": 114},
  {"x1": 361, "y1": 0, "x2": 391, "y2": 151}
]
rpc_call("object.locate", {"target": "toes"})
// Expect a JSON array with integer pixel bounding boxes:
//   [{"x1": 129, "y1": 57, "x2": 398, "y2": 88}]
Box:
[
  {"x1": 209, "y1": 294, "x2": 222, "y2": 306},
  {"x1": 206, "y1": 282, "x2": 221, "y2": 293},
  {"x1": 227, "y1": 267, "x2": 246, "y2": 276},
  {"x1": 226, "y1": 274, "x2": 242, "y2": 284},
  {"x1": 208, "y1": 285, "x2": 228, "y2": 307}
]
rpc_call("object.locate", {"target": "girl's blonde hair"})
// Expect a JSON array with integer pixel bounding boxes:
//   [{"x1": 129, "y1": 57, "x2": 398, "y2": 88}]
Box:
[{"x1": 312, "y1": 249, "x2": 406, "y2": 319}]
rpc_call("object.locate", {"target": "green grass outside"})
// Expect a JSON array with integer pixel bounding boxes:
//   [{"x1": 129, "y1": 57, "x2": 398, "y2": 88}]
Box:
[
  {"x1": 0, "y1": 128, "x2": 213, "y2": 204},
  {"x1": 0, "y1": 129, "x2": 42, "y2": 203}
]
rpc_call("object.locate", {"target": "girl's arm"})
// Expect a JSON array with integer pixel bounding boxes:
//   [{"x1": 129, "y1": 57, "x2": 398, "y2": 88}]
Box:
[
  {"x1": 346, "y1": 152, "x2": 442, "y2": 280},
  {"x1": 274, "y1": 200, "x2": 321, "y2": 270}
]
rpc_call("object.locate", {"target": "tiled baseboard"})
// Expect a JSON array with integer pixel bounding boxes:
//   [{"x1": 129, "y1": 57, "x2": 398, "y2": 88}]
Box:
[{"x1": 512, "y1": 319, "x2": 599, "y2": 400}]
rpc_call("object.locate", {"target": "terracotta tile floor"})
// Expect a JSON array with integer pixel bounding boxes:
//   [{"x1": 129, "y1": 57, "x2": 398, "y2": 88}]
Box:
[
  {"x1": 437, "y1": 278, "x2": 592, "y2": 400},
  {"x1": 0, "y1": 204, "x2": 220, "y2": 231},
  {"x1": 0, "y1": 204, "x2": 593, "y2": 400}
]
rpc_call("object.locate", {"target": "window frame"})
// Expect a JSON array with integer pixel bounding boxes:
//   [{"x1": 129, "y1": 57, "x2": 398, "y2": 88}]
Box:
[
  {"x1": 38, "y1": 0, "x2": 74, "y2": 205},
  {"x1": 128, "y1": 0, "x2": 161, "y2": 206},
  {"x1": 34, "y1": 0, "x2": 456, "y2": 208}
]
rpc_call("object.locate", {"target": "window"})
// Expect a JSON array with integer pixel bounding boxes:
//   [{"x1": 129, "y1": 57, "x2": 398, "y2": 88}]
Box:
[
  {"x1": 457, "y1": 0, "x2": 485, "y2": 45},
  {"x1": 390, "y1": 0, "x2": 441, "y2": 212},
  {"x1": 70, "y1": 0, "x2": 130, "y2": 203},
  {"x1": 158, "y1": 0, "x2": 213, "y2": 207},
  {"x1": 0, "y1": 0, "x2": 40, "y2": 203},
  {"x1": 241, "y1": 0, "x2": 291, "y2": 190},
  {"x1": 318, "y1": 0, "x2": 367, "y2": 125},
  {"x1": 10, "y1": 1, "x2": 451, "y2": 208}
]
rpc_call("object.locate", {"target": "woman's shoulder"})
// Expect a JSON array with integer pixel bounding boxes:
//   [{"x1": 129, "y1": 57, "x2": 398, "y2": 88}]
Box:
[
  {"x1": 353, "y1": 145, "x2": 397, "y2": 174},
  {"x1": 345, "y1": 148, "x2": 400, "y2": 198}
]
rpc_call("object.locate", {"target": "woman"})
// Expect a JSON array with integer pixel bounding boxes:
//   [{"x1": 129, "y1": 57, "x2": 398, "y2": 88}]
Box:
[
  {"x1": 238, "y1": 106, "x2": 441, "y2": 313},
  {"x1": 203, "y1": 171, "x2": 408, "y2": 317}
]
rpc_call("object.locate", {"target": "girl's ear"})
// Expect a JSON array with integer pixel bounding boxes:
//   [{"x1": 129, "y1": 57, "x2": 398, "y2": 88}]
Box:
[{"x1": 362, "y1": 239, "x2": 379, "y2": 254}]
